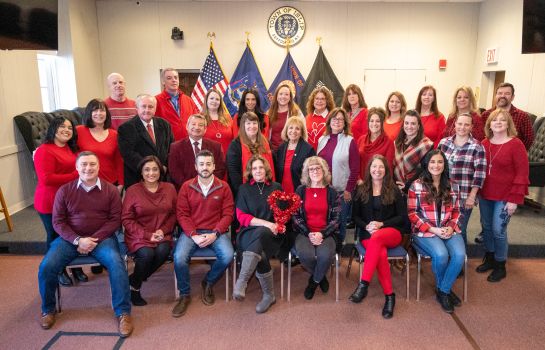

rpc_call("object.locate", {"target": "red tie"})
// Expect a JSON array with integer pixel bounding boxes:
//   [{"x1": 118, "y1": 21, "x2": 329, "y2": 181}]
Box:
[
  {"x1": 146, "y1": 123, "x2": 155, "y2": 144},
  {"x1": 193, "y1": 141, "x2": 200, "y2": 155}
]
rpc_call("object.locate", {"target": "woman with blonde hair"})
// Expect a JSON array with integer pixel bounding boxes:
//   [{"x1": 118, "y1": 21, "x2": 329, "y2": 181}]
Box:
[
  {"x1": 444, "y1": 86, "x2": 484, "y2": 141},
  {"x1": 267, "y1": 83, "x2": 304, "y2": 151},
  {"x1": 342, "y1": 84, "x2": 369, "y2": 142},
  {"x1": 305, "y1": 86, "x2": 336, "y2": 150},
  {"x1": 202, "y1": 88, "x2": 233, "y2": 155}
]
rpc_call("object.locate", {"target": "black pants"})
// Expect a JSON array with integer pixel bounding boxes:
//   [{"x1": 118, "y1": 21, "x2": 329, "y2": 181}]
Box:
[
  {"x1": 237, "y1": 227, "x2": 284, "y2": 274},
  {"x1": 129, "y1": 242, "x2": 171, "y2": 289}
]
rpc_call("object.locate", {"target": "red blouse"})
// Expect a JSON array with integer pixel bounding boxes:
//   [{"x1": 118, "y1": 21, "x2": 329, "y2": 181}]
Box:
[
  {"x1": 281, "y1": 150, "x2": 295, "y2": 194},
  {"x1": 204, "y1": 119, "x2": 234, "y2": 157},
  {"x1": 421, "y1": 113, "x2": 446, "y2": 148},
  {"x1": 270, "y1": 111, "x2": 288, "y2": 151},
  {"x1": 305, "y1": 188, "x2": 328, "y2": 232},
  {"x1": 384, "y1": 120, "x2": 402, "y2": 142},
  {"x1": 350, "y1": 108, "x2": 369, "y2": 143}
]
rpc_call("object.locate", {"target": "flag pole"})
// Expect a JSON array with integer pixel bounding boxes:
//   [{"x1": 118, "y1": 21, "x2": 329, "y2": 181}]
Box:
[
  {"x1": 285, "y1": 36, "x2": 291, "y2": 53},
  {"x1": 316, "y1": 36, "x2": 322, "y2": 46},
  {"x1": 245, "y1": 31, "x2": 251, "y2": 47},
  {"x1": 207, "y1": 32, "x2": 215, "y2": 49}
]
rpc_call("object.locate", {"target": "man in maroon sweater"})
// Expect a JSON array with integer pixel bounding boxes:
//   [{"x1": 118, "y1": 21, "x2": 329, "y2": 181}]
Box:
[
  {"x1": 172, "y1": 150, "x2": 234, "y2": 317},
  {"x1": 37, "y1": 152, "x2": 133, "y2": 337},
  {"x1": 168, "y1": 114, "x2": 226, "y2": 190}
]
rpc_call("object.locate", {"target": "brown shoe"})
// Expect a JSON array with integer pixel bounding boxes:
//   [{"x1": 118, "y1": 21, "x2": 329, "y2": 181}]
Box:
[
  {"x1": 171, "y1": 295, "x2": 191, "y2": 317},
  {"x1": 201, "y1": 280, "x2": 215, "y2": 306},
  {"x1": 40, "y1": 313, "x2": 55, "y2": 330},
  {"x1": 118, "y1": 314, "x2": 133, "y2": 338}
]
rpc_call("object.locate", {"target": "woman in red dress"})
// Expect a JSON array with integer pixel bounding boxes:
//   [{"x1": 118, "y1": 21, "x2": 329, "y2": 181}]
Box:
[{"x1": 342, "y1": 84, "x2": 368, "y2": 143}]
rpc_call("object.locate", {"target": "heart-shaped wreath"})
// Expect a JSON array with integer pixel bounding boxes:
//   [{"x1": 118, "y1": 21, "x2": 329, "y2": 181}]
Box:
[{"x1": 267, "y1": 190, "x2": 301, "y2": 234}]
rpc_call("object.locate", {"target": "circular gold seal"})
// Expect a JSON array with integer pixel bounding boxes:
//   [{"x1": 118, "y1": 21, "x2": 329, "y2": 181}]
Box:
[{"x1": 267, "y1": 6, "x2": 306, "y2": 47}]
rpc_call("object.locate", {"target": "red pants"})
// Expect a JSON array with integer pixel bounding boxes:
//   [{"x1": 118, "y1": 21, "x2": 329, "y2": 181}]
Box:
[{"x1": 361, "y1": 227, "x2": 402, "y2": 295}]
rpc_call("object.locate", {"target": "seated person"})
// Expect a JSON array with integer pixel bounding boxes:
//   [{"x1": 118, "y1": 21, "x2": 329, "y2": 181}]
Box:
[
  {"x1": 122, "y1": 155, "x2": 177, "y2": 306},
  {"x1": 292, "y1": 156, "x2": 340, "y2": 300},
  {"x1": 172, "y1": 150, "x2": 234, "y2": 317},
  {"x1": 37, "y1": 151, "x2": 133, "y2": 337}
]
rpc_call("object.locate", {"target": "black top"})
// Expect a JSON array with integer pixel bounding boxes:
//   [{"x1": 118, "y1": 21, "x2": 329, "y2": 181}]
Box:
[
  {"x1": 274, "y1": 140, "x2": 316, "y2": 190},
  {"x1": 352, "y1": 186, "x2": 408, "y2": 240},
  {"x1": 236, "y1": 181, "x2": 283, "y2": 234}
]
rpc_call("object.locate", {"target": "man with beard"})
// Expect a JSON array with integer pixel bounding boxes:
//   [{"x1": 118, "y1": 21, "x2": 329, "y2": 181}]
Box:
[
  {"x1": 172, "y1": 150, "x2": 234, "y2": 317},
  {"x1": 481, "y1": 83, "x2": 534, "y2": 150}
]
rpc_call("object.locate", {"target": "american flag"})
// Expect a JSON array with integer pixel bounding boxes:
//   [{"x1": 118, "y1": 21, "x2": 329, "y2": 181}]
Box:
[{"x1": 191, "y1": 45, "x2": 229, "y2": 111}]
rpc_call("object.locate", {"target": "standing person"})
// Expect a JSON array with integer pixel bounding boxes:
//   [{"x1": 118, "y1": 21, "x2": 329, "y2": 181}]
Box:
[
  {"x1": 415, "y1": 85, "x2": 446, "y2": 147},
  {"x1": 305, "y1": 86, "x2": 335, "y2": 150},
  {"x1": 393, "y1": 110, "x2": 434, "y2": 192},
  {"x1": 233, "y1": 89, "x2": 270, "y2": 138},
  {"x1": 383, "y1": 92, "x2": 407, "y2": 142},
  {"x1": 357, "y1": 107, "x2": 395, "y2": 179},
  {"x1": 438, "y1": 113, "x2": 486, "y2": 245},
  {"x1": 38, "y1": 152, "x2": 133, "y2": 337},
  {"x1": 118, "y1": 94, "x2": 174, "y2": 188},
  {"x1": 444, "y1": 86, "x2": 485, "y2": 141},
  {"x1": 292, "y1": 157, "x2": 340, "y2": 300},
  {"x1": 317, "y1": 107, "x2": 360, "y2": 250},
  {"x1": 34, "y1": 117, "x2": 80, "y2": 286},
  {"x1": 267, "y1": 83, "x2": 304, "y2": 151},
  {"x1": 122, "y1": 156, "x2": 177, "y2": 306},
  {"x1": 168, "y1": 114, "x2": 225, "y2": 190},
  {"x1": 408, "y1": 150, "x2": 465, "y2": 314},
  {"x1": 349, "y1": 155, "x2": 406, "y2": 319},
  {"x1": 477, "y1": 109, "x2": 529, "y2": 282},
  {"x1": 155, "y1": 68, "x2": 198, "y2": 141},
  {"x1": 173, "y1": 150, "x2": 234, "y2": 317},
  {"x1": 104, "y1": 73, "x2": 137, "y2": 130},
  {"x1": 480, "y1": 83, "x2": 534, "y2": 150},
  {"x1": 226, "y1": 112, "x2": 275, "y2": 196},
  {"x1": 233, "y1": 156, "x2": 282, "y2": 313},
  {"x1": 343, "y1": 84, "x2": 369, "y2": 143},
  {"x1": 77, "y1": 99, "x2": 124, "y2": 192},
  {"x1": 201, "y1": 88, "x2": 233, "y2": 155}
]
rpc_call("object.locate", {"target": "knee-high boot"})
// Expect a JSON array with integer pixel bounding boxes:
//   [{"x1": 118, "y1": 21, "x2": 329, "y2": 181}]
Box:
[
  {"x1": 255, "y1": 270, "x2": 276, "y2": 313},
  {"x1": 233, "y1": 251, "x2": 261, "y2": 301}
]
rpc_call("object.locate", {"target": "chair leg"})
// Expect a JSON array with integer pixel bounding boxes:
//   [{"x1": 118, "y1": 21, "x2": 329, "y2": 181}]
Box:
[
  {"x1": 416, "y1": 254, "x2": 421, "y2": 301},
  {"x1": 0, "y1": 187, "x2": 13, "y2": 232},
  {"x1": 232, "y1": 253, "x2": 237, "y2": 300},
  {"x1": 225, "y1": 263, "x2": 230, "y2": 302},
  {"x1": 346, "y1": 246, "x2": 356, "y2": 278},
  {"x1": 280, "y1": 258, "x2": 284, "y2": 300},
  {"x1": 335, "y1": 254, "x2": 339, "y2": 302},
  {"x1": 463, "y1": 254, "x2": 468, "y2": 302},
  {"x1": 174, "y1": 270, "x2": 179, "y2": 300},
  {"x1": 287, "y1": 252, "x2": 292, "y2": 302},
  {"x1": 56, "y1": 283, "x2": 62, "y2": 313},
  {"x1": 405, "y1": 254, "x2": 410, "y2": 301}
]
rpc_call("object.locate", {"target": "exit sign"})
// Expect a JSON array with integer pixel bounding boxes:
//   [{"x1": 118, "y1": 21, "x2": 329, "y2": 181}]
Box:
[{"x1": 486, "y1": 47, "x2": 498, "y2": 64}]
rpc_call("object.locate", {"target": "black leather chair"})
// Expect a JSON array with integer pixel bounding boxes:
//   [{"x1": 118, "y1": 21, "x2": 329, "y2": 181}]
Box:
[
  {"x1": 13, "y1": 112, "x2": 51, "y2": 153},
  {"x1": 526, "y1": 117, "x2": 545, "y2": 209}
]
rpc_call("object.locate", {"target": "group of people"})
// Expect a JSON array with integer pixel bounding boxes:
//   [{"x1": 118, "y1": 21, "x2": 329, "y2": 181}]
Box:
[{"x1": 33, "y1": 69, "x2": 533, "y2": 336}]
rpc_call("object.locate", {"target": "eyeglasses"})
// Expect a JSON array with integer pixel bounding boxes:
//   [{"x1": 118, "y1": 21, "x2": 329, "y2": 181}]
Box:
[
  {"x1": 331, "y1": 118, "x2": 344, "y2": 123},
  {"x1": 308, "y1": 166, "x2": 322, "y2": 173}
]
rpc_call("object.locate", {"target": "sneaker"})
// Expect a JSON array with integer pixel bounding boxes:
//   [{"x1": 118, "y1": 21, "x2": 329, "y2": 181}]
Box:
[{"x1": 172, "y1": 295, "x2": 191, "y2": 317}]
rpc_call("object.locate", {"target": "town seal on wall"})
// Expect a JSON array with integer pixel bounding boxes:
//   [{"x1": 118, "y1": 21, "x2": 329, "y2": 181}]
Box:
[{"x1": 267, "y1": 6, "x2": 306, "y2": 47}]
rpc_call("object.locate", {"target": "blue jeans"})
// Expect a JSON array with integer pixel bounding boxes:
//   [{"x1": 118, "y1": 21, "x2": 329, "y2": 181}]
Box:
[
  {"x1": 458, "y1": 207, "x2": 473, "y2": 246},
  {"x1": 173, "y1": 232, "x2": 234, "y2": 296},
  {"x1": 413, "y1": 234, "x2": 465, "y2": 294},
  {"x1": 338, "y1": 193, "x2": 351, "y2": 244},
  {"x1": 479, "y1": 198, "x2": 510, "y2": 262},
  {"x1": 38, "y1": 236, "x2": 131, "y2": 316},
  {"x1": 38, "y1": 213, "x2": 57, "y2": 251}
]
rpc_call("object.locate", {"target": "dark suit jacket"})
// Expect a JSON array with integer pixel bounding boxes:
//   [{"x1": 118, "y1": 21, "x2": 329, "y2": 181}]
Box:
[
  {"x1": 168, "y1": 138, "x2": 226, "y2": 189},
  {"x1": 118, "y1": 115, "x2": 174, "y2": 187},
  {"x1": 274, "y1": 140, "x2": 315, "y2": 190}
]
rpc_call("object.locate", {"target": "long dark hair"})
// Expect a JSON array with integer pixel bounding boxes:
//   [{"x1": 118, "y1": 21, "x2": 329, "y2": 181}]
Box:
[
  {"x1": 237, "y1": 89, "x2": 266, "y2": 130},
  {"x1": 44, "y1": 116, "x2": 78, "y2": 153},
  {"x1": 395, "y1": 110, "x2": 425, "y2": 153},
  {"x1": 420, "y1": 149, "x2": 452, "y2": 204},
  {"x1": 83, "y1": 98, "x2": 112, "y2": 129},
  {"x1": 354, "y1": 155, "x2": 396, "y2": 205}
]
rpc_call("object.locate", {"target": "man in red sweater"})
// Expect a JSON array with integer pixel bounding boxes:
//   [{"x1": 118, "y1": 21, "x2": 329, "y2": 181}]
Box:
[
  {"x1": 104, "y1": 73, "x2": 137, "y2": 130},
  {"x1": 155, "y1": 68, "x2": 198, "y2": 141},
  {"x1": 172, "y1": 150, "x2": 234, "y2": 317},
  {"x1": 37, "y1": 152, "x2": 133, "y2": 337}
]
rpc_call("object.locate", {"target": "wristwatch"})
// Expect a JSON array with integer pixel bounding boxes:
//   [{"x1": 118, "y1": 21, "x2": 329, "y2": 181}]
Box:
[{"x1": 73, "y1": 236, "x2": 81, "y2": 246}]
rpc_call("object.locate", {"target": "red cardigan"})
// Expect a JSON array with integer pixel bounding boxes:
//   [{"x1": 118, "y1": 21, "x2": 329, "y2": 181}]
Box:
[
  {"x1": 76, "y1": 126, "x2": 124, "y2": 185},
  {"x1": 33, "y1": 143, "x2": 78, "y2": 214},
  {"x1": 350, "y1": 108, "x2": 369, "y2": 143},
  {"x1": 155, "y1": 89, "x2": 198, "y2": 141},
  {"x1": 421, "y1": 113, "x2": 446, "y2": 148}
]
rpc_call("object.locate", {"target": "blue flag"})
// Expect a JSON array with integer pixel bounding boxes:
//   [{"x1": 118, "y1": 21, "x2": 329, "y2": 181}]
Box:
[
  {"x1": 266, "y1": 52, "x2": 305, "y2": 104},
  {"x1": 223, "y1": 43, "x2": 269, "y2": 116}
]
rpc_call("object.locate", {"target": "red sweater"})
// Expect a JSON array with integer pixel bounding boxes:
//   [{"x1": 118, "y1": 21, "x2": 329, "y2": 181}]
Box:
[
  {"x1": 421, "y1": 113, "x2": 446, "y2": 148},
  {"x1": 204, "y1": 119, "x2": 234, "y2": 156},
  {"x1": 384, "y1": 120, "x2": 402, "y2": 142},
  {"x1": 122, "y1": 182, "x2": 177, "y2": 253},
  {"x1": 76, "y1": 126, "x2": 124, "y2": 185},
  {"x1": 306, "y1": 113, "x2": 328, "y2": 150},
  {"x1": 481, "y1": 138, "x2": 529, "y2": 204},
  {"x1": 305, "y1": 188, "x2": 328, "y2": 232},
  {"x1": 104, "y1": 97, "x2": 137, "y2": 130},
  {"x1": 177, "y1": 176, "x2": 234, "y2": 236},
  {"x1": 350, "y1": 108, "x2": 369, "y2": 143},
  {"x1": 53, "y1": 179, "x2": 121, "y2": 244},
  {"x1": 33, "y1": 143, "x2": 78, "y2": 214},
  {"x1": 155, "y1": 89, "x2": 198, "y2": 141}
]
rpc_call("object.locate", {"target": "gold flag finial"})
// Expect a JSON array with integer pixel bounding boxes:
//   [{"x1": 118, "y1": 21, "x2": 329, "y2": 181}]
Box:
[
  {"x1": 285, "y1": 36, "x2": 292, "y2": 53},
  {"x1": 316, "y1": 37, "x2": 322, "y2": 46},
  {"x1": 245, "y1": 31, "x2": 251, "y2": 45},
  {"x1": 207, "y1": 32, "x2": 216, "y2": 47}
]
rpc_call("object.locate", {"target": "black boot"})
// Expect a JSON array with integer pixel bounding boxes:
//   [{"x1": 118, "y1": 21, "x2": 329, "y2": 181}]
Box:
[
  {"x1": 487, "y1": 260, "x2": 506, "y2": 282},
  {"x1": 476, "y1": 252, "x2": 495, "y2": 273},
  {"x1": 319, "y1": 276, "x2": 329, "y2": 293},
  {"x1": 304, "y1": 276, "x2": 319, "y2": 300},
  {"x1": 58, "y1": 270, "x2": 73, "y2": 286},
  {"x1": 130, "y1": 289, "x2": 147, "y2": 306},
  {"x1": 71, "y1": 268, "x2": 88, "y2": 282},
  {"x1": 436, "y1": 290, "x2": 454, "y2": 314},
  {"x1": 382, "y1": 293, "x2": 395, "y2": 319},
  {"x1": 348, "y1": 281, "x2": 369, "y2": 303}
]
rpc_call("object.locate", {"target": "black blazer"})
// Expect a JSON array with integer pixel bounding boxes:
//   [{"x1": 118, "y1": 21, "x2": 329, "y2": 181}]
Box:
[
  {"x1": 274, "y1": 140, "x2": 315, "y2": 190},
  {"x1": 352, "y1": 187, "x2": 408, "y2": 241},
  {"x1": 118, "y1": 115, "x2": 174, "y2": 187}
]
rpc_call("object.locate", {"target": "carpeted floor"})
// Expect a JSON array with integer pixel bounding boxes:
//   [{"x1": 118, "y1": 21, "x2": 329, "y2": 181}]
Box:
[{"x1": 1, "y1": 255, "x2": 544, "y2": 350}]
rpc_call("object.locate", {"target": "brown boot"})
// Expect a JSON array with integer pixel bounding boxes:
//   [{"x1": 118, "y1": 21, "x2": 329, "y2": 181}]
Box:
[
  {"x1": 40, "y1": 312, "x2": 56, "y2": 330},
  {"x1": 171, "y1": 295, "x2": 191, "y2": 317},
  {"x1": 201, "y1": 280, "x2": 215, "y2": 306},
  {"x1": 118, "y1": 314, "x2": 133, "y2": 338}
]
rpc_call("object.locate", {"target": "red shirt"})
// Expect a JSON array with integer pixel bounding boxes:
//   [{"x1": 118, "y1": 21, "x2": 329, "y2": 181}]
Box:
[
  {"x1": 306, "y1": 113, "x2": 328, "y2": 150},
  {"x1": 76, "y1": 126, "x2": 124, "y2": 185},
  {"x1": 203, "y1": 119, "x2": 234, "y2": 156},
  {"x1": 350, "y1": 108, "x2": 369, "y2": 143},
  {"x1": 384, "y1": 120, "x2": 402, "y2": 142},
  {"x1": 104, "y1": 97, "x2": 136, "y2": 130},
  {"x1": 33, "y1": 143, "x2": 78, "y2": 214},
  {"x1": 270, "y1": 111, "x2": 288, "y2": 151},
  {"x1": 421, "y1": 113, "x2": 446, "y2": 148},
  {"x1": 155, "y1": 90, "x2": 198, "y2": 141},
  {"x1": 305, "y1": 188, "x2": 328, "y2": 232},
  {"x1": 281, "y1": 150, "x2": 295, "y2": 194}
]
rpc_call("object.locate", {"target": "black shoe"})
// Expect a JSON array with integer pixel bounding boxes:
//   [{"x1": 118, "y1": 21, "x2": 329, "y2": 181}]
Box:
[
  {"x1": 58, "y1": 270, "x2": 73, "y2": 286},
  {"x1": 91, "y1": 266, "x2": 103, "y2": 274},
  {"x1": 283, "y1": 256, "x2": 300, "y2": 267},
  {"x1": 476, "y1": 252, "x2": 495, "y2": 273},
  {"x1": 449, "y1": 291, "x2": 462, "y2": 307},
  {"x1": 349, "y1": 281, "x2": 369, "y2": 303},
  {"x1": 319, "y1": 276, "x2": 329, "y2": 293},
  {"x1": 72, "y1": 268, "x2": 88, "y2": 283},
  {"x1": 474, "y1": 232, "x2": 484, "y2": 244},
  {"x1": 436, "y1": 290, "x2": 454, "y2": 314},
  {"x1": 130, "y1": 289, "x2": 147, "y2": 306},
  {"x1": 382, "y1": 293, "x2": 395, "y2": 319},
  {"x1": 304, "y1": 276, "x2": 319, "y2": 300},
  {"x1": 487, "y1": 261, "x2": 506, "y2": 282}
]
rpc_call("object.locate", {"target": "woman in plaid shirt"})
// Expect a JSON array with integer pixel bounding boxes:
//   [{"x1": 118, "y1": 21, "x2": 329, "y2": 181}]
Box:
[{"x1": 408, "y1": 150, "x2": 465, "y2": 314}]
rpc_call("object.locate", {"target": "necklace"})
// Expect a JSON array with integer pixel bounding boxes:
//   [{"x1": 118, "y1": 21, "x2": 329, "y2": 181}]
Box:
[
  {"x1": 350, "y1": 108, "x2": 362, "y2": 121},
  {"x1": 256, "y1": 182, "x2": 265, "y2": 195},
  {"x1": 209, "y1": 119, "x2": 222, "y2": 139},
  {"x1": 488, "y1": 142, "x2": 505, "y2": 175}
]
